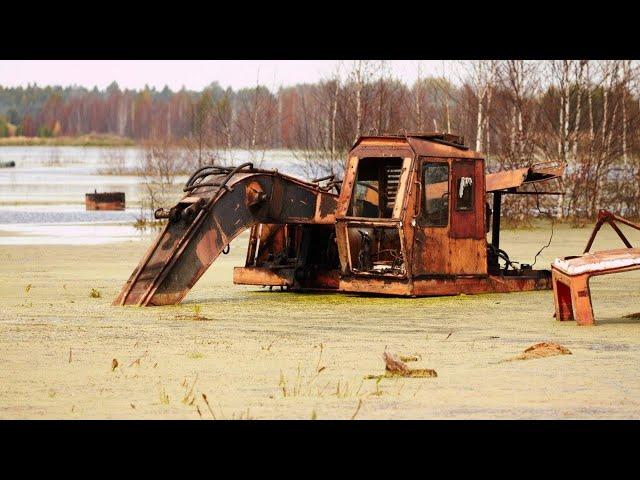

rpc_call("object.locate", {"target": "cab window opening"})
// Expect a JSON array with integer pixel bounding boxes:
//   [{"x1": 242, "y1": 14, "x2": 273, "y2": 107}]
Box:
[
  {"x1": 456, "y1": 176, "x2": 474, "y2": 211},
  {"x1": 422, "y1": 162, "x2": 449, "y2": 227},
  {"x1": 349, "y1": 157, "x2": 403, "y2": 218}
]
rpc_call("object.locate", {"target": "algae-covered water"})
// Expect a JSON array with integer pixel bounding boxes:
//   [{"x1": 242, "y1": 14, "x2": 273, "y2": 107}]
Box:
[{"x1": 1, "y1": 224, "x2": 639, "y2": 419}]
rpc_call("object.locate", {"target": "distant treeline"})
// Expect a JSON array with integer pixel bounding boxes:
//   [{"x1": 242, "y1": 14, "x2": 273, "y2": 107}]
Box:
[{"x1": 2, "y1": 60, "x2": 640, "y2": 219}]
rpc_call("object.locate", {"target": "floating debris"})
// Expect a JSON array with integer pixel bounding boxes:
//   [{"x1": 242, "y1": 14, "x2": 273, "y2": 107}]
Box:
[
  {"x1": 505, "y1": 342, "x2": 572, "y2": 362},
  {"x1": 399, "y1": 354, "x2": 421, "y2": 362},
  {"x1": 85, "y1": 191, "x2": 125, "y2": 211},
  {"x1": 366, "y1": 351, "x2": 437, "y2": 380}
]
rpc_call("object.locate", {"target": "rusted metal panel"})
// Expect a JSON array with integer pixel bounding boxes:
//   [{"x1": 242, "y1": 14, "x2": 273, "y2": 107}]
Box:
[
  {"x1": 448, "y1": 238, "x2": 487, "y2": 275},
  {"x1": 391, "y1": 158, "x2": 413, "y2": 219},
  {"x1": 318, "y1": 193, "x2": 338, "y2": 219},
  {"x1": 485, "y1": 168, "x2": 529, "y2": 192},
  {"x1": 450, "y1": 160, "x2": 481, "y2": 239},
  {"x1": 406, "y1": 136, "x2": 482, "y2": 160},
  {"x1": 413, "y1": 273, "x2": 551, "y2": 296},
  {"x1": 485, "y1": 163, "x2": 564, "y2": 193},
  {"x1": 339, "y1": 276, "x2": 413, "y2": 296},
  {"x1": 85, "y1": 191, "x2": 125, "y2": 211},
  {"x1": 413, "y1": 226, "x2": 450, "y2": 275},
  {"x1": 233, "y1": 267, "x2": 293, "y2": 286},
  {"x1": 114, "y1": 168, "x2": 338, "y2": 306},
  {"x1": 412, "y1": 157, "x2": 452, "y2": 275}
]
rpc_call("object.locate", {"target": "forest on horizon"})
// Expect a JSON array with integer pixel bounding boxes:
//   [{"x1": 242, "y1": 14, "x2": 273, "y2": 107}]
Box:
[{"x1": 2, "y1": 60, "x2": 640, "y2": 219}]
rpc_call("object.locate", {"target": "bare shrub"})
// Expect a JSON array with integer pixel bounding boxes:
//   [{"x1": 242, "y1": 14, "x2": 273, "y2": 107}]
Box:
[
  {"x1": 135, "y1": 140, "x2": 188, "y2": 225},
  {"x1": 98, "y1": 147, "x2": 130, "y2": 175}
]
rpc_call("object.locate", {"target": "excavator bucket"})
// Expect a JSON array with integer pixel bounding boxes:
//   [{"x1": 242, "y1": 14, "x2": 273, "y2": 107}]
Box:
[{"x1": 114, "y1": 163, "x2": 338, "y2": 306}]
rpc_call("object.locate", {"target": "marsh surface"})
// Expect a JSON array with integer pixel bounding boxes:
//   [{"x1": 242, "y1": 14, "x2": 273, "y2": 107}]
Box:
[{"x1": 1, "y1": 224, "x2": 639, "y2": 419}]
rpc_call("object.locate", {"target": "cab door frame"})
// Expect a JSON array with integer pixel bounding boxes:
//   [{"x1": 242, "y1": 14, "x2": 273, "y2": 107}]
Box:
[
  {"x1": 411, "y1": 156, "x2": 487, "y2": 277},
  {"x1": 334, "y1": 150, "x2": 413, "y2": 277}
]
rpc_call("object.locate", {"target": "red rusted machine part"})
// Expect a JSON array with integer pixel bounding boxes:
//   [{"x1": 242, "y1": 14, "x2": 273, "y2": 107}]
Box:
[
  {"x1": 552, "y1": 210, "x2": 640, "y2": 325},
  {"x1": 584, "y1": 209, "x2": 639, "y2": 253},
  {"x1": 115, "y1": 132, "x2": 565, "y2": 307}
]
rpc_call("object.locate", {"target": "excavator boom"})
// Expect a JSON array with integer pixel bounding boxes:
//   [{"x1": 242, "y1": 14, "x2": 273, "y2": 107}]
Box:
[{"x1": 114, "y1": 163, "x2": 338, "y2": 306}]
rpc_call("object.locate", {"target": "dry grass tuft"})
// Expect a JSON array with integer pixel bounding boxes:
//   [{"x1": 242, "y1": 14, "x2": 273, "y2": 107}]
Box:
[
  {"x1": 399, "y1": 354, "x2": 421, "y2": 362},
  {"x1": 158, "y1": 384, "x2": 170, "y2": 405},
  {"x1": 181, "y1": 374, "x2": 198, "y2": 405},
  {"x1": 350, "y1": 399, "x2": 364, "y2": 420},
  {"x1": 89, "y1": 288, "x2": 101, "y2": 299},
  {"x1": 175, "y1": 304, "x2": 214, "y2": 321},
  {"x1": 201, "y1": 393, "x2": 216, "y2": 419}
]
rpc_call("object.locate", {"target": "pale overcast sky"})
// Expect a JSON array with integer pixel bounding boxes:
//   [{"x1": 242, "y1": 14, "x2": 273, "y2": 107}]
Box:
[{"x1": 0, "y1": 60, "x2": 459, "y2": 91}]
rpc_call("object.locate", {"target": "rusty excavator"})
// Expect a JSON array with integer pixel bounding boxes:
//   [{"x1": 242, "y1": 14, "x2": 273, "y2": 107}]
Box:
[{"x1": 114, "y1": 133, "x2": 564, "y2": 307}]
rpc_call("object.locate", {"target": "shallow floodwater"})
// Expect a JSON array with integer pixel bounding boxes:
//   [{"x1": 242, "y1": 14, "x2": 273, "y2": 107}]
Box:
[
  {"x1": 0, "y1": 147, "x2": 144, "y2": 204},
  {"x1": 0, "y1": 146, "x2": 308, "y2": 244},
  {"x1": 2, "y1": 227, "x2": 640, "y2": 419}
]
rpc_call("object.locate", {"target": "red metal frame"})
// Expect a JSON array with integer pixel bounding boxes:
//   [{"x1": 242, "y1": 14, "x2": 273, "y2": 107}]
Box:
[{"x1": 553, "y1": 210, "x2": 640, "y2": 325}]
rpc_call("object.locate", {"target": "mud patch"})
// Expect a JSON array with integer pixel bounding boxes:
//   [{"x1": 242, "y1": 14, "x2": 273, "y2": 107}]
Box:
[{"x1": 510, "y1": 342, "x2": 572, "y2": 361}]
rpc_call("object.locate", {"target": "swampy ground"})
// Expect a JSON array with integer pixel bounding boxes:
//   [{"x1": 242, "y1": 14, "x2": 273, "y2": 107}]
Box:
[{"x1": 1, "y1": 224, "x2": 640, "y2": 419}]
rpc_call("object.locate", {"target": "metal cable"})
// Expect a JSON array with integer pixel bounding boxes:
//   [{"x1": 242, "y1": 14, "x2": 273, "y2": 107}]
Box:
[{"x1": 531, "y1": 183, "x2": 555, "y2": 268}]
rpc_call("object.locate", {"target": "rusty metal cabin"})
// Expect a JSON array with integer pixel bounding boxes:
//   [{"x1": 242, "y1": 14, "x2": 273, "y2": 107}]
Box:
[
  {"x1": 114, "y1": 133, "x2": 563, "y2": 306},
  {"x1": 329, "y1": 133, "x2": 562, "y2": 296}
]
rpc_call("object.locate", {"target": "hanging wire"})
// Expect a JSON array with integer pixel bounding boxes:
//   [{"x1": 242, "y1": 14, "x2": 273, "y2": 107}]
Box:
[{"x1": 531, "y1": 182, "x2": 555, "y2": 267}]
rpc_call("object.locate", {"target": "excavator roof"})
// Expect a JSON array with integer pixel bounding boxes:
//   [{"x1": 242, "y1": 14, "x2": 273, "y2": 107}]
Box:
[{"x1": 352, "y1": 132, "x2": 482, "y2": 159}]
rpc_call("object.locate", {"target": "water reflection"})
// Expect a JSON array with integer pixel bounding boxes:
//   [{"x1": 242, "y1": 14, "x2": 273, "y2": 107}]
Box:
[
  {"x1": 0, "y1": 146, "x2": 309, "y2": 245},
  {"x1": 0, "y1": 223, "x2": 149, "y2": 245}
]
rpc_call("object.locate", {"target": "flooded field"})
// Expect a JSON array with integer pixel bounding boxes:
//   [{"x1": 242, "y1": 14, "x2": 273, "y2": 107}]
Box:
[
  {"x1": 1, "y1": 225, "x2": 640, "y2": 419},
  {"x1": 0, "y1": 146, "x2": 307, "y2": 244},
  {"x1": 2, "y1": 146, "x2": 640, "y2": 419}
]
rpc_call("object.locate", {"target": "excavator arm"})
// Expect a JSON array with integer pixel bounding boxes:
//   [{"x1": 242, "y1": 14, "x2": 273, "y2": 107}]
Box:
[{"x1": 114, "y1": 163, "x2": 338, "y2": 306}]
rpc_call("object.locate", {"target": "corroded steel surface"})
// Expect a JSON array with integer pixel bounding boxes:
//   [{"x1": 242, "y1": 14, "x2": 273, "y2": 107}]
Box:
[
  {"x1": 114, "y1": 167, "x2": 338, "y2": 306},
  {"x1": 85, "y1": 192, "x2": 125, "y2": 211},
  {"x1": 485, "y1": 163, "x2": 564, "y2": 192}
]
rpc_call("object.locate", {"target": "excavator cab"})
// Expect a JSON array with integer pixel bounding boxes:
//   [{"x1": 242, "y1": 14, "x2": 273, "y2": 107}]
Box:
[{"x1": 339, "y1": 155, "x2": 411, "y2": 278}]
